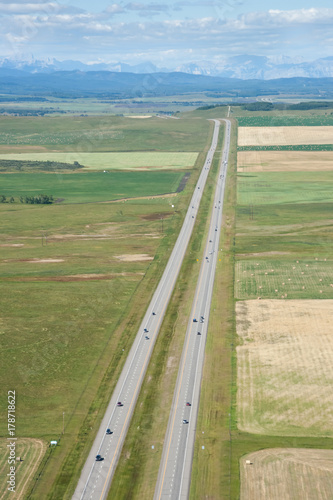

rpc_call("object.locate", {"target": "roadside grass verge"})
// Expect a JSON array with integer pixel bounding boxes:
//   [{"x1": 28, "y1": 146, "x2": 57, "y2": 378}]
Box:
[
  {"x1": 189, "y1": 118, "x2": 237, "y2": 500},
  {"x1": 105, "y1": 122, "x2": 223, "y2": 499}
]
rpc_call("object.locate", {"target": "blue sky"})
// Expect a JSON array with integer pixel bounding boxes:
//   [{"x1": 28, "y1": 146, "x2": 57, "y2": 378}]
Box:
[{"x1": 0, "y1": 1, "x2": 332, "y2": 66}]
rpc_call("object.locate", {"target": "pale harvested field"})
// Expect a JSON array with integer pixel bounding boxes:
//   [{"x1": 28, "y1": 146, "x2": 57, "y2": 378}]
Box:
[
  {"x1": 0, "y1": 438, "x2": 46, "y2": 500},
  {"x1": 238, "y1": 126, "x2": 333, "y2": 146},
  {"x1": 237, "y1": 150, "x2": 333, "y2": 172},
  {"x1": 240, "y1": 448, "x2": 333, "y2": 500},
  {"x1": 0, "y1": 151, "x2": 198, "y2": 170},
  {"x1": 236, "y1": 299, "x2": 333, "y2": 436}
]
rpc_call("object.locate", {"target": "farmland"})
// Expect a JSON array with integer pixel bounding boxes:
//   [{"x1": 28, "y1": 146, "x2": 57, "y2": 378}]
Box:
[
  {"x1": 237, "y1": 150, "x2": 333, "y2": 172},
  {"x1": 0, "y1": 111, "x2": 213, "y2": 498},
  {"x1": 0, "y1": 115, "x2": 209, "y2": 152},
  {"x1": 235, "y1": 117, "x2": 333, "y2": 499},
  {"x1": 237, "y1": 171, "x2": 333, "y2": 206},
  {"x1": 238, "y1": 126, "x2": 333, "y2": 146},
  {"x1": 0, "y1": 438, "x2": 46, "y2": 499},
  {"x1": 0, "y1": 151, "x2": 198, "y2": 170},
  {"x1": 235, "y1": 259, "x2": 333, "y2": 300},
  {"x1": 240, "y1": 448, "x2": 333, "y2": 500},
  {"x1": 236, "y1": 299, "x2": 333, "y2": 437},
  {"x1": 0, "y1": 170, "x2": 186, "y2": 204}
]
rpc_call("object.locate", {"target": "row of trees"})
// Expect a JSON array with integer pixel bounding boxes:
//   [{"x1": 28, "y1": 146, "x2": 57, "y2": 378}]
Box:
[{"x1": 0, "y1": 194, "x2": 54, "y2": 204}]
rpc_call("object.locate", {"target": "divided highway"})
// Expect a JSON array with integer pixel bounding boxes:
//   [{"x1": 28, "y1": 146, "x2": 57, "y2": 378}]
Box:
[
  {"x1": 73, "y1": 119, "x2": 224, "y2": 500},
  {"x1": 154, "y1": 119, "x2": 231, "y2": 500}
]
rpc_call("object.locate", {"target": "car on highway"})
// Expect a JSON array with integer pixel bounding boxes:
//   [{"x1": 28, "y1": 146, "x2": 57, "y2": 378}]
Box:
[
  {"x1": 183, "y1": 419, "x2": 189, "y2": 424},
  {"x1": 106, "y1": 429, "x2": 113, "y2": 435},
  {"x1": 117, "y1": 402, "x2": 123, "y2": 407},
  {"x1": 186, "y1": 402, "x2": 191, "y2": 406},
  {"x1": 197, "y1": 332, "x2": 201, "y2": 336},
  {"x1": 145, "y1": 335, "x2": 149, "y2": 340},
  {"x1": 152, "y1": 312, "x2": 156, "y2": 315},
  {"x1": 144, "y1": 328, "x2": 148, "y2": 333},
  {"x1": 96, "y1": 455, "x2": 104, "y2": 461},
  {"x1": 193, "y1": 318, "x2": 198, "y2": 323}
]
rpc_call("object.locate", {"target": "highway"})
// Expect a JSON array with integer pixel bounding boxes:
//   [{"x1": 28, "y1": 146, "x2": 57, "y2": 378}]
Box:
[
  {"x1": 72, "y1": 118, "x2": 223, "y2": 500},
  {"x1": 154, "y1": 119, "x2": 231, "y2": 500}
]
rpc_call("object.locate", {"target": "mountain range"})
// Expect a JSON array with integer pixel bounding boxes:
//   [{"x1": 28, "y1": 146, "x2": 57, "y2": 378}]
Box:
[{"x1": 1, "y1": 55, "x2": 333, "y2": 80}]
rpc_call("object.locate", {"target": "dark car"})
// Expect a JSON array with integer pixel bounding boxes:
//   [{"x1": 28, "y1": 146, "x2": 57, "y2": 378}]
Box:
[
  {"x1": 117, "y1": 402, "x2": 123, "y2": 407},
  {"x1": 145, "y1": 335, "x2": 149, "y2": 340},
  {"x1": 96, "y1": 455, "x2": 104, "y2": 461},
  {"x1": 144, "y1": 328, "x2": 148, "y2": 333},
  {"x1": 186, "y1": 402, "x2": 191, "y2": 406},
  {"x1": 193, "y1": 318, "x2": 198, "y2": 323},
  {"x1": 152, "y1": 312, "x2": 156, "y2": 315},
  {"x1": 183, "y1": 419, "x2": 189, "y2": 424},
  {"x1": 106, "y1": 429, "x2": 113, "y2": 435},
  {"x1": 197, "y1": 332, "x2": 201, "y2": 336}
]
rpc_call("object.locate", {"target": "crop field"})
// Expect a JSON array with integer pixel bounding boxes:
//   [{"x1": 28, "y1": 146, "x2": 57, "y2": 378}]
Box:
[
  {"x1": 236, "y1": 299, "x2": 333, "y2": 437},
  {"x1": 237, "y1": 115, "x2": 333, "y2": 127},
  {"x1": 240, "y1": 448, "x2": 333, "y2": 500},
  {"x1": 235, "y1": 259, "x2": 333, "y2": 300},
  {"x1": 0, "y1": 115, "x2": 210, "y2": 152},
  {"x1": 0, "y1": 151, "x2": 198, "y2": 170},
  {"x1": 237, "y1": 171, "x2": 333, "y2": 206},
  {"x1": 0, "y1": 170, "x2": 186, "y2": 203},
  {"x1": 0, "y1": 438, "x2": 46, "y2": 499},
  {"x1": 238, "y1": 126, "x2": 333, "y2": 146},
  {"x1": 237, "y1": 150, "x2": 333, "y2": 172}
]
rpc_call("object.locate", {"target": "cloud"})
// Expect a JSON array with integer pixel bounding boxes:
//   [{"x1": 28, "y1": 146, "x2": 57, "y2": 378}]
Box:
[
  {"x1": 104, "y1": 4, "x2": 124, "y2": 15},
  {"x1": 0, "y1": 6, "x2": 331, "y2": 64}
]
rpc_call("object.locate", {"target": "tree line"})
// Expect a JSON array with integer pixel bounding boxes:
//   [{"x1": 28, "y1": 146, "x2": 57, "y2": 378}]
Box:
[{"x1": 0, "y1": 194, "x2": 54, "y2": 204}]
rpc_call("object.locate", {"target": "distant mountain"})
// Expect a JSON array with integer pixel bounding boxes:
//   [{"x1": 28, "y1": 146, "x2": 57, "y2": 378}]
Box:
[
  {"x1": 0, "y1": 68, "x2": 332, "y2": 99},
  {"x1": 1, "y1": 55, "x2": 333, "y2": 79},
  {"x1": 177, "y1": 55, "x2": 333, "y2": 80},
  {"x1": 0, "y1": 57, "x2": 168, "y2": 75}
]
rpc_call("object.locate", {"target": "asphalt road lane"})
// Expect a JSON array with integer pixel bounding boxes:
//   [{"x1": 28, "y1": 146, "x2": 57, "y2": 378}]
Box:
[
  {"x1": 154, "y1": 119, "x2": 231, "y2": 500},
  {"x1": 72, "y1": 119, "x2": 222, "y2": 500}
]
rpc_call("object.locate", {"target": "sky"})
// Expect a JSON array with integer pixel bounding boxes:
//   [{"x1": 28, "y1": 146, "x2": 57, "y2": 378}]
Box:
[{"x1": 0, "y1": 0, "x2": 332, "y2": 67}]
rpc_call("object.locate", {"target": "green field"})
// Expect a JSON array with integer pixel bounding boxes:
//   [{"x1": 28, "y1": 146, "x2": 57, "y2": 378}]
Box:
[
  {"x1": 238, "y1": 144, "x2": 333, "y2": 151},
  {"x1": 0, "y1": 170, "x2": 185, "y2": 203},
  {"x1": 236, "y1": 115, "x2": 333, "y2": 127},
  {"x1": 0, "y1": 151, "x2": 198, "y2": 170},
  {"x1": 0, "y1": 115, "x2": 210, "y2": 152},
  {"x1": 237, "y1": 172, "x2": 333, "y2": 206},
  {"x1": 235, "y1": 259, "x2": 333, "y2": 299}
]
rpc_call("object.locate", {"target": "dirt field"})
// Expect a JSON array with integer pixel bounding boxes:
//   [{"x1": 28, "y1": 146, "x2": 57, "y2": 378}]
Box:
[
  {"x1": 0, "y1": 438, "x2": 46, "y2": 499},
  {"x1": 236, "y1": 299, "x2": 333, "y2": 436},
  {"x1": 240, "y1": 448, "x2": 333, "y2": 500},
  {"x1": 238, "y1": 126, "x2": 333, "y2": 146},
  {"x1": 237, "y1": 150, "x2": 333, "y2": 172}
]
